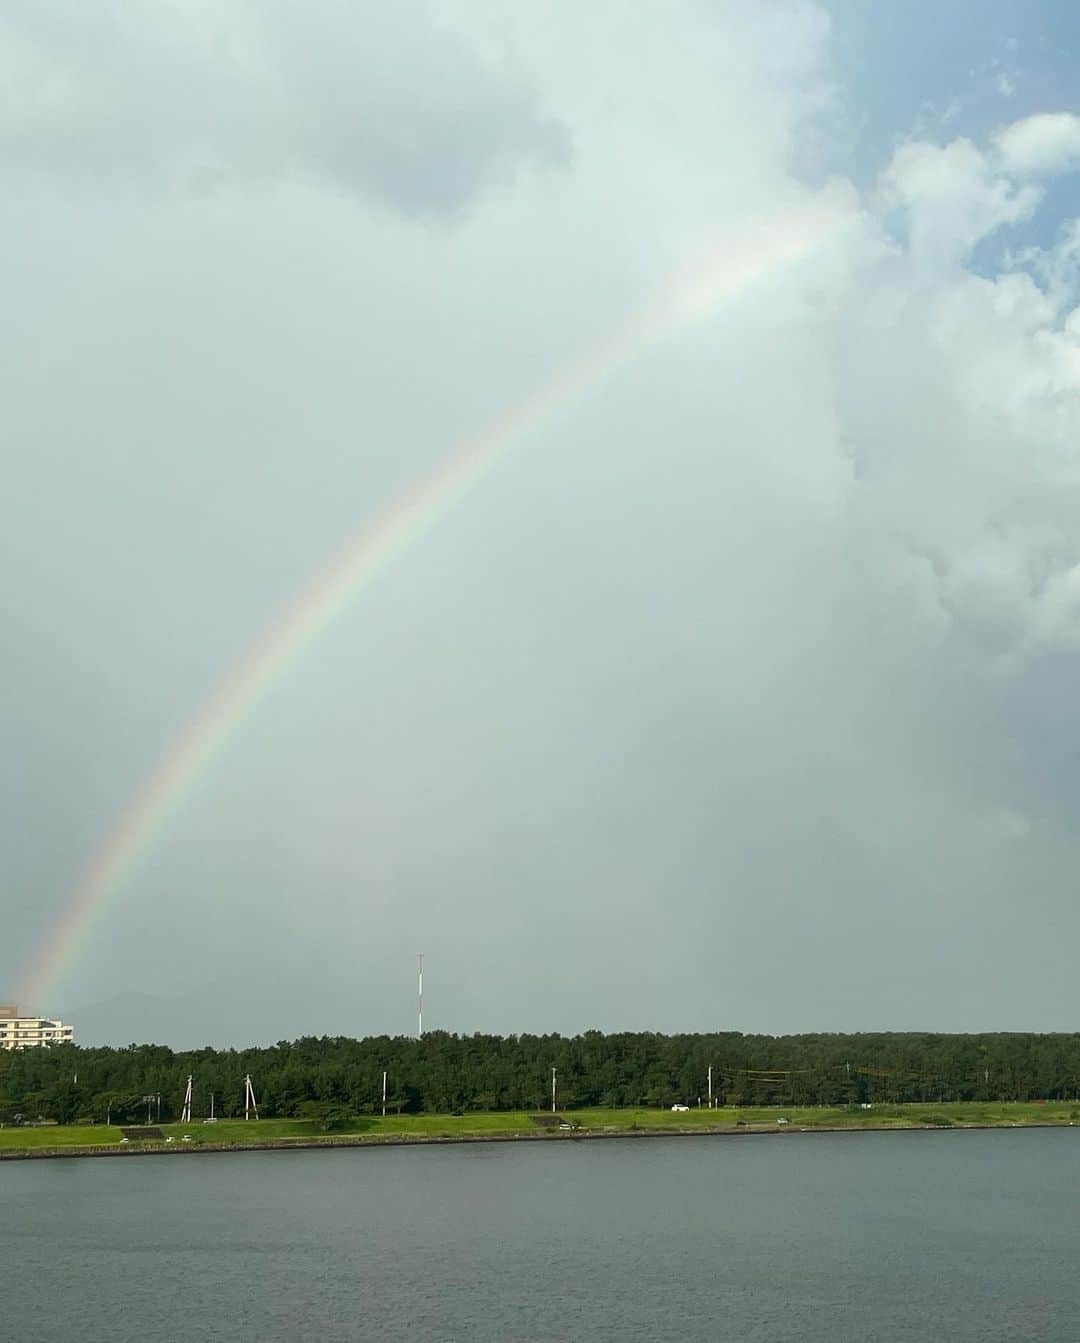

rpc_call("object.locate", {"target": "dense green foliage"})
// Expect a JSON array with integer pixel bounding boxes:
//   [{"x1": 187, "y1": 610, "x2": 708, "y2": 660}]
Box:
[{"x1": 2, "y1": 1030, "x2": 1080, "y2": 1126}]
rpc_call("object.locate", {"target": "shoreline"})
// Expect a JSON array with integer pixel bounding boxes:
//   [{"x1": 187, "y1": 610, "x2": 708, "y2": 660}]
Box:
[{"x1": 1, "y1": 1119, "x2": 1075, "y2": 1162}]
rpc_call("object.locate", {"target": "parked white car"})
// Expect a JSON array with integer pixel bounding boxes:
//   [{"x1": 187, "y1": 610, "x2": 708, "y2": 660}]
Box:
[{"x1": 671, "y1": 1104, "x2": 690, "y2": 1112}]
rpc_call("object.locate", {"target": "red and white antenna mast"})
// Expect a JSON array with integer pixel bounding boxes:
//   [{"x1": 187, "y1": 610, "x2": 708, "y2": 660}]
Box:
[
  {"x1": 181, "y1": 1075, "x2": 193, "y2": 1124},
  {"x1": 417, "y1": 952, "x2": 424, "y2": 1039}
]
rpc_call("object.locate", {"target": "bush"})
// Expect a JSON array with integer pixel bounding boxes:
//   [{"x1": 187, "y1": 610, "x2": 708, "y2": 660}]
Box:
[{"x1": 296, "y1": 1100, "x2": 357, "y2": 1132}]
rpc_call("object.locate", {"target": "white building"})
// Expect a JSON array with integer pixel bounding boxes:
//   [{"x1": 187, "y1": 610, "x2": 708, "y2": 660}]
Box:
[{"x1": 0, "y1": 1005, "x2": 74, "y2": 1050}]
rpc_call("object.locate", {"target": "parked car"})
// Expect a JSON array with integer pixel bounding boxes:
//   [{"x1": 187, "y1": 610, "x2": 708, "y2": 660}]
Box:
[{"x1": 671, "y1": 1104, "x2": 690, "y2": 1112}]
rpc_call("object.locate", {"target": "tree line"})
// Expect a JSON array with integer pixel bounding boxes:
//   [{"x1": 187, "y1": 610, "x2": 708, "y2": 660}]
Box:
[{"x1": 3, "y1": 1030, "x2": 1080, "y2": 1125}]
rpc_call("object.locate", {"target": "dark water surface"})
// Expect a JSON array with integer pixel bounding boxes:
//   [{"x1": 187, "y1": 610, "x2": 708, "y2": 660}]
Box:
[{"x1": 4, "y1": 1129, "x2": 1080, "y2": 1341}]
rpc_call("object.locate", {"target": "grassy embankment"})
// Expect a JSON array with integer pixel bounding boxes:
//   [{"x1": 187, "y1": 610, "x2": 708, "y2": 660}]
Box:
[{"x1": 1, "y1": 1101, "x2": 1078, "y2": 1157}]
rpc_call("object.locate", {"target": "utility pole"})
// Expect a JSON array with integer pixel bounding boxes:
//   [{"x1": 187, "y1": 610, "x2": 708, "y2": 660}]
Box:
[
  {"x1": 244, "y1": 1074, "x2": 259, "y2": 1121},
  {"x1": 181, "y1": 1076, "x2": 193, "y2": 1124},
  {"x1": 707, "y1": 1065, "x2": 713, "y2": 1110},
  {"x1": 417, "y1": 953, "x2": 424, "y2": 1039},
  {"x1": 551, "y1": 1067, "x2": 557, "y2": 1114},
  {"x1": 382, "y1": 1070, "x2": 387, "y2": 1119}
]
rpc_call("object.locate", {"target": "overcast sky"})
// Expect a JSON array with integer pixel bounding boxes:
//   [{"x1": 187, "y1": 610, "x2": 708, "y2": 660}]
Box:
[{"x1": 5, "y1": 2, "x2": 1080, "y2": 1047}]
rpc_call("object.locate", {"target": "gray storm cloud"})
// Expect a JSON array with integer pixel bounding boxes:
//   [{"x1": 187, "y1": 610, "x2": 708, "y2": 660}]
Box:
[
  {"x1": 4, "y1": 2, "x2": 1080, "y2": 1045},
  {"x1": 0, "y1": 0, "x2": 570, "y2": 215}
]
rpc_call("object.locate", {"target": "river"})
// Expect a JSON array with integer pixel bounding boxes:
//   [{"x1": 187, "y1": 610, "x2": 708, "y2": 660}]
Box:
[{"x1": 4, "y1": 1128, "x2": 1079, "y2": 1341}]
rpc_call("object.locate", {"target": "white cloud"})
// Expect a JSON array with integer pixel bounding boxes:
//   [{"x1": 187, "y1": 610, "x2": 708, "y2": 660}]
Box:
[
  {"x1": 994, "y1": 112, "x2": 1080, "y2": 178},
  {"x1": 834, "y1": 223, "x2": 1080, "y2": 658},
  {"x1": 817, "y1": 107, "x2": 1080, "y2": 669},
  {"x1": 878, "y1": 136, "x2": 1041, "y2": 266}
]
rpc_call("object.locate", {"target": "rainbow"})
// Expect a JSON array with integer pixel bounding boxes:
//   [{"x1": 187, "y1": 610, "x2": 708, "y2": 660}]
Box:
[{"x1": 16, "y1": 204, "x2": 839, "y2": 1011}]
